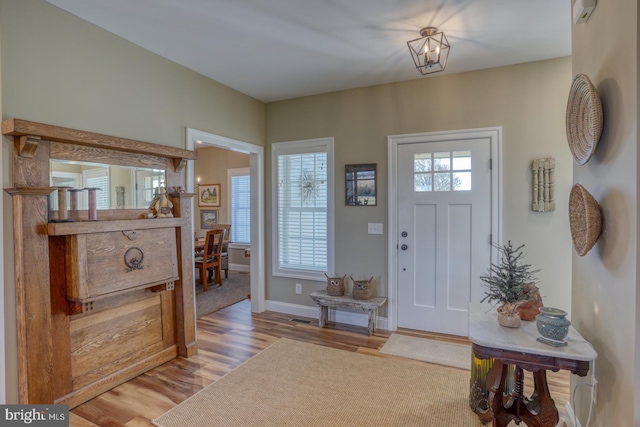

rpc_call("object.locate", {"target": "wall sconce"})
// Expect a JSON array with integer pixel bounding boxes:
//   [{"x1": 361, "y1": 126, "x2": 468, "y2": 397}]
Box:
[{"x1": 407, "y1": 27, "x2": 451, "y2": 75}]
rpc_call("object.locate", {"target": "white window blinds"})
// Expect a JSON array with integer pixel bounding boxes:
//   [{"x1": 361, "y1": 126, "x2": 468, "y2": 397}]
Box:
[
  {"x1": 83, "y1": 168, "x2": 110, "y2": 209},
  {"x1": 272, "y1": 138, "x2": 334, "y2": 281},
  {"x1": 230, "y1": 172, "x2": 250, "y2": 244}
]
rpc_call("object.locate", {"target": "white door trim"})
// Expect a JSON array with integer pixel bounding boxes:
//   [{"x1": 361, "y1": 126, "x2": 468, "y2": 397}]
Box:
[
  {"x1": 186, "y1": 128, "x2": 265, "y2": 314},
  {"x1": 387, "y1": 127, "x2": 502, "y2": 332}
]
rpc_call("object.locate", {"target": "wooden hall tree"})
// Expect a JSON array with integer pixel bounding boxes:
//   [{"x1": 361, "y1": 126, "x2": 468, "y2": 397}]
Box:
[{"x1": 3, "y1": 119, "x2": 198, "y2": 407}]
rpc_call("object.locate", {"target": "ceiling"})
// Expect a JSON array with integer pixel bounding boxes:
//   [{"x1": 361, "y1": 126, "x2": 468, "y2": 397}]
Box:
[{"x1": 46, "y1": 0, "x2": 571, "y2": 103}]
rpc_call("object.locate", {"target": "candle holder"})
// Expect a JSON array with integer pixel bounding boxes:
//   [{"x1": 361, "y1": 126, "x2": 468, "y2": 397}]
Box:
[
  {"x1": 85, "y1": 187, "x2": 100, "y2": 221},
  {"x1": 68, "y1": 188, "x2": 83, "y2": 211},
  {"x1": 51, "y1": 187, "x2": 73, "y2": 223}
]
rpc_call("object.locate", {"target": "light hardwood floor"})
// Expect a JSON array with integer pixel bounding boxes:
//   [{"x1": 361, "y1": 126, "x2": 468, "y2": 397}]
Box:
[{"x1": 69, "y1": 299, "x2": 570, "y2": 426}]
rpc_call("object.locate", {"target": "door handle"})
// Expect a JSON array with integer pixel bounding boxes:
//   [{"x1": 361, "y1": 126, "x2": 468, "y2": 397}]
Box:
[{"x1": 401, "y1": 244, "x2": 408, "y2": 251}]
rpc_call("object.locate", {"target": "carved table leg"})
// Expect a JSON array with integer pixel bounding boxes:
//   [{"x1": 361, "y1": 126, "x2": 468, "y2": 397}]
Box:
[
  {"x1": 487, "y1": 359, "x2": 510, "y2": 427},
  {"x1": 525, "y1": 370, "x2": 559, "y2": 427},
  {"x1": 487, "y1": 361, "x2": 558, "y2": 427}
]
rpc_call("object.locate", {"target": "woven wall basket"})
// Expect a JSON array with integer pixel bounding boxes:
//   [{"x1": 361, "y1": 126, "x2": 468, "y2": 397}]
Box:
[
  {"x1": 566, "y1": 74, "x2": 603, "y2": 165},
  {"x1": 569, "y1": 183, "x2": 603, "y2": 256}
]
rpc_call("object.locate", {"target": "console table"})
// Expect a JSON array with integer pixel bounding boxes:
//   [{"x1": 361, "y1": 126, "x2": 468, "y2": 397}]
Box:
[
  {"x1": 468, "y1": 303, "x2": 597, "y2": 427},
  {"x1": 310, "y1": 290, "x2": 386, "y2": 336}
]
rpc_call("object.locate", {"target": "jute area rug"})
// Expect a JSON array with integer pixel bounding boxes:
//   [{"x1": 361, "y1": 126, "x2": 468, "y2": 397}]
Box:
[
  {"x1": 153, "y1": 338, "x2": 484, "y2": 427},
  {"x1": 196, "y1": 271, "x2": 250, "y2": 318},
  {"x1": 379, "y1": 333, "x2": 471, "y2": 370}
]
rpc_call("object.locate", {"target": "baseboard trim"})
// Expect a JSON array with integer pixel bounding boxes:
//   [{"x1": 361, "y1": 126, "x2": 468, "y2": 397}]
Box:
[
  {"x1": 265, "y1": 300, "x2": 388, "y2": 331},
  {"x1": 229, "y1": 263, "x2": 250, "y2": 273}
]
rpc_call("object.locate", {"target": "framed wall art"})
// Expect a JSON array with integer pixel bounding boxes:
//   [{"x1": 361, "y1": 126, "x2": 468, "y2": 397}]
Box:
[
  {"x1": 345, "y1": 163, "x2": 377, "y2": 206},
  {"x1": 198, "y1": 183, "x2": 221, "y2": 207},
  {"x1": 200, "y1": 209, "x2": 219, "y2": 228}
]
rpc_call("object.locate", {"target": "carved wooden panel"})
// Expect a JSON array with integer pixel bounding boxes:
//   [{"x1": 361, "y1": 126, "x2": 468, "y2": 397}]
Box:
[
  {"x1": 70, "y1": 295, "x2": 168, "y2": 389},
  {"x1": 66, "y1": 228, "x2": 178, "y2": 301}
]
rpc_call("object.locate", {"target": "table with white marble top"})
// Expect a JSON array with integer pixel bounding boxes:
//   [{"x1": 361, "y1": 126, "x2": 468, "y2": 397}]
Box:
[
  {"x1": 468, "y1": 302, "x2": 597, "y2": 362},
  {"x1": 468, "y1": 302, "x2": 597, "y2": 427}
]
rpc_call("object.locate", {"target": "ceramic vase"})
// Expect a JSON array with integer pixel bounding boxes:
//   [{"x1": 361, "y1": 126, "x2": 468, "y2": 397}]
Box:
[{"x1": 536, "y1": 307, "x2": 571, "y2": 340}]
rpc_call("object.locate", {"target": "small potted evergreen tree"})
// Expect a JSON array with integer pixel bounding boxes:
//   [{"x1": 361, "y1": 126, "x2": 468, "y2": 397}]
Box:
[{"x1": 480, "y1": 241, "x2": 540, "y2": 328}]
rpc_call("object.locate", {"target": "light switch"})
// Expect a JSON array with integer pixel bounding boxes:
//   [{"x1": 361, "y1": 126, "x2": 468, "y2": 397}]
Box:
[{"x1": 368, "y1": 223, "x2": 383, "y2": 234}]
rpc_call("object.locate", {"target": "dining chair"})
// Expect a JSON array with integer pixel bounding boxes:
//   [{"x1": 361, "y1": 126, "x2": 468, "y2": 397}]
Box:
[
  {"x1": 209, "y1": 224, "x2": 231, "y2": 278},
  {"x1": 194, "y1": 228, "x2": 225, "y2": 292}
]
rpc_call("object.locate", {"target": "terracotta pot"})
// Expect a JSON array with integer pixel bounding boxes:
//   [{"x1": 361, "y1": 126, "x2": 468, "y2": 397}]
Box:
[
  {"x1": 497, "y1": 311, "x2": 521, "y2": 328},
  {"x1": 517, "y1": 284, "x2": 544, "y2": 321}
]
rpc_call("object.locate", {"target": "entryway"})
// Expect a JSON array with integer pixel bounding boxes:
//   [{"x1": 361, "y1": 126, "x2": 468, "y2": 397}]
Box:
[
  {"x1": 186, "y1": 128, "x2": 265, "y2": 313},
  {"x1": 387, "y1": 128, "x2": 502, "y2": 336}
]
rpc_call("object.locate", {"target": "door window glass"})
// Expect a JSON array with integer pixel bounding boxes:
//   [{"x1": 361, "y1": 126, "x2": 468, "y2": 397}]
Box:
[{"x1": 414, "y1": 150, "x2": 472, "y2": 192}]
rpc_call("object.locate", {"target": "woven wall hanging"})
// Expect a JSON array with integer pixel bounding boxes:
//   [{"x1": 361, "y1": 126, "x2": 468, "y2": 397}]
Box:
[
  {"x1": 569, "y1": 183, "x2": 603, "y2": 256},
  {"x1": 566, "y1": 74, "x2": 603, "y2": 165}
]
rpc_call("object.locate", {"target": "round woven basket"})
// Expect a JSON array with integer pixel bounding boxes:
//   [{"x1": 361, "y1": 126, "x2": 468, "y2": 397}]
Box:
[
  {"x1": 569, "y1": 184, "x2": 602, "y2": 256},
  {"x1": 566, "y1": 74, "x2": 603, "y2": 165}
]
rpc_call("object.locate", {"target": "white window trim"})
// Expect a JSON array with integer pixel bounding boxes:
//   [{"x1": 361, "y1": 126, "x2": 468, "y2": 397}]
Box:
[
  {"x1": 271, "y1": 137, "x2": 334, "y2": 282},
  {"x1": 227, "y1": 167, "x2": 251, "y2": 245}
]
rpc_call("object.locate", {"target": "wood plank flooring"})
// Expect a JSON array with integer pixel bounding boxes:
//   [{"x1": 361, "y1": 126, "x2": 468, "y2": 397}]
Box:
[{"x1": 69, "y1": 299, "x2": 570, "y2": 426}]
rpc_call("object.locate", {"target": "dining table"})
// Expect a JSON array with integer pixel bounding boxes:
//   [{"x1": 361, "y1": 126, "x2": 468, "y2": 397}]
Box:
[{"x1": 194, "y1": 238, "x2": 228, "y2": 252}]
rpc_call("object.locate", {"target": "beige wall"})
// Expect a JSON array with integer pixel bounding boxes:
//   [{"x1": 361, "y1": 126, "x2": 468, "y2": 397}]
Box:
[
  {"x1": 0, "y1": 0, "x2": 265, "y2": 403},
  {"x1": 194, "y1": 146, "x2": 250, "y2": 233},
  {"x1": 266, "y1": 57, "x2": 574, "y2": 315},
  {"x1": 570, "y1": 0, "x2": 638, "y2": 424}
]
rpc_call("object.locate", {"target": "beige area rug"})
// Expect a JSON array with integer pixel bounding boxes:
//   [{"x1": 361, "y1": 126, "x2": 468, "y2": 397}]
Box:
[
  {"x1": 379, "y1": 334, "x2": 471, "y2": 370},
  {"x1": 196, "y1": 271, "x2": 250, "y2": 318},
  {"x1": 153, "y1": 338, "x2": 484, "y2": 427}
]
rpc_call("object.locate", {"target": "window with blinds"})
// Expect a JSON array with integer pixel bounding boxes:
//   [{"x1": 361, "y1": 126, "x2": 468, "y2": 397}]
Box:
[
  {"x1": 83, "y1": 168, "x2": 110, "y2": 209},
  {"x1": 229, "y1": 168, "x2": 250, "y2": 244},
  {"x1": 272, "y1": 138, "x2": 334, "y2": 281}
]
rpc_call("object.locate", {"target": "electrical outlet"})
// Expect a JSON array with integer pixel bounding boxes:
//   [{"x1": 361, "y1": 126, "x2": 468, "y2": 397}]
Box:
[
  {"x1": 592, "y1": 378, "x2": 598, "y2": 405},
  {"x1": 295, "y1": 283, "x2": 302, "y2": 294}
]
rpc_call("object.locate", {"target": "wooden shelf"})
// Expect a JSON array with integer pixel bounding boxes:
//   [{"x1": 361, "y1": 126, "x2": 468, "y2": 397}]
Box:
[
  {"x1": 47, "y1": 217, "x2": 188, "y2": 236},
  {"x1": 2, "y1": 118, "x2": 197, "y2": 162}
]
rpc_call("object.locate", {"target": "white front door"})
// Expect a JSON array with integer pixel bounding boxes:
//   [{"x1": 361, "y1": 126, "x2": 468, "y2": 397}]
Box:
[{"x1": 397, "y1": 137, "x2": 493, "y2": 336}]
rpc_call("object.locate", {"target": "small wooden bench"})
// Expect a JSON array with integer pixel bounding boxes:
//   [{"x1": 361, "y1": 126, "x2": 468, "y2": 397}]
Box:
[{"x1": 310, "y1": 290, "x2": 387, "y2": 336}]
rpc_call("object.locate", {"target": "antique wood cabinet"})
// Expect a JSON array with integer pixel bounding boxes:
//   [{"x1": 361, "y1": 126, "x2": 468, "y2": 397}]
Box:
[{"x1": 3, "y1": 119, "x2": 198, "y2": 408}]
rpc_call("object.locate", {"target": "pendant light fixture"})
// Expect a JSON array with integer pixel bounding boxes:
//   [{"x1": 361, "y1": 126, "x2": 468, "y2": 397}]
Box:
[{"x1": 407, "y1": 27, "x2": 450, "y2": 75}]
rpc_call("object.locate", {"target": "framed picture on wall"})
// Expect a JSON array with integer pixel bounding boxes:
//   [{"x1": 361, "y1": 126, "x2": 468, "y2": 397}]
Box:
[
  {"x1": 200, "y1": 209, "x2": 219, "y2": 228},
  {"x1": 198, "y1": 183, "x2": 221, "y2": 207},
  {"x1": 345, "y1": 163, "x2": 377, "y2": 206}
]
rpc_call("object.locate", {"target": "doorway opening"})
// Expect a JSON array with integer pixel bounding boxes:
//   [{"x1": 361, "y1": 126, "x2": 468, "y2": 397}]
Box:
[{"x1": 186, "y1": 128, "x2": 265, "y2": 314}]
